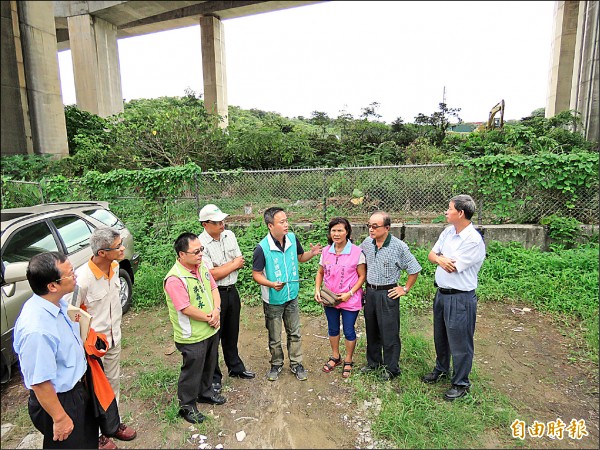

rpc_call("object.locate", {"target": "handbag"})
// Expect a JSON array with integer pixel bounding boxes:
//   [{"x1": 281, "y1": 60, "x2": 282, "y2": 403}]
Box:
[{"x1": 320, "y1": 286, "x2": 342, "y2": 307}]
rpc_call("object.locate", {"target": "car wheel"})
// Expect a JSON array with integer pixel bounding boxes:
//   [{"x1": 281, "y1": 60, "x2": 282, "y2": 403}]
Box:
[
  {"x1": 1, "y1": 354, "x2": 10, "y2": 384},
  {"x1": 119, "y1": 269, "x2": 133, "y2": 314}
]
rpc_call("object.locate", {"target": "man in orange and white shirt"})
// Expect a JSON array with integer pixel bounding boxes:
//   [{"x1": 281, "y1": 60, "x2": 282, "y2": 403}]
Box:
[{"x1": 67, "y1": 227, "x2": 136, "y2": 449}]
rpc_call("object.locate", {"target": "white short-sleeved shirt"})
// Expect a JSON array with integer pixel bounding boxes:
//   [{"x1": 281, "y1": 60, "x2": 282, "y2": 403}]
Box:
[
  {"x1": 432, "y1": 223, "x2": 486, "y2": 291},
  {"x1": 199, "y1": 229, "x2": 243, "y2": 286}
]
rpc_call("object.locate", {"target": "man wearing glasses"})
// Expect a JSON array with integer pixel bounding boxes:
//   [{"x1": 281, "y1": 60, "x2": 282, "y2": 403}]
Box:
[
  {"x1": 66, "y1": 227, "x2": 137, "y2": 449},
  {"x1": 164, "y1": 232, "x2": 225, "y2": 425},
  {"x1": 14, "y1": 252, "x2": 99, "y2": 448},
  {"x1": 198, "y1": 204, "x2": 255, "y2": 393},
  {"x1": 360, "y1": 211, "x2": 421, "y2": 381}
]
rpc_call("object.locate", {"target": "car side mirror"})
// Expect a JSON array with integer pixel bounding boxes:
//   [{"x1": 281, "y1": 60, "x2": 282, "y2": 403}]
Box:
[{"x1": 2, "y1": 262, "x2": 29, "y2": 285}]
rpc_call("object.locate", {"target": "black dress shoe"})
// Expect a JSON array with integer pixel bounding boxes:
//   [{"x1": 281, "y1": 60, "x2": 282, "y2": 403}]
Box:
[
  {"x1": 179, "y1": 406, "x2": 205, "y2": 424},
  {"x1": 229, "y1": 370, "x2": 256, "y2": 379},
  {"x1": 444, "y1": 385, "x2": 469, "y2": 401},
  {"x1": 378, "y1": 370, "x2": 400, "y2": 381},
  {"x1": 197, "y1": 393, "x2": 227, "y2": 405},
  {"x1": 422, "y1": 370, "x2": 448, "y2": 384},
  {"x1": 360, "y1": 365, "x2": 377, "y2": 374},
  {"x1": 212, "y1": 382, "x2": 222, "y2": 392}
]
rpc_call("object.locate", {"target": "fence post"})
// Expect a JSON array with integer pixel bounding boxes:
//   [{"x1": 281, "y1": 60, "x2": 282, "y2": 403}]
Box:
[
  {"x1": 322, "y1": 168, "x2": 327, "y2": 222},
  {"x1": 38, "y1": 180, "x2": 45, "y2": 204},
  {"x1": 194, "y1": 173, "x2": 200, "y2": 217}
]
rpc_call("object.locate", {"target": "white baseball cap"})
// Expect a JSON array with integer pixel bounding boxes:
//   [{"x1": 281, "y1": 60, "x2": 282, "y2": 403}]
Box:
[{"x1": 199, "y1": 204, "x2": 229, "y2": 222}]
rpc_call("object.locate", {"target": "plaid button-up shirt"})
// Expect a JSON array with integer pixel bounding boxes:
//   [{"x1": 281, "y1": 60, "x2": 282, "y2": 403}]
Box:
[{"x1": 360, "y1": 234, "x2": 422, "y2": 285}]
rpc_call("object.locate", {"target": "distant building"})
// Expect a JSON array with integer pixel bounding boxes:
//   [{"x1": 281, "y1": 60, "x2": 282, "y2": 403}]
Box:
[{"x1": 448, "y1": 123, "x2": 481, "y2": 133}]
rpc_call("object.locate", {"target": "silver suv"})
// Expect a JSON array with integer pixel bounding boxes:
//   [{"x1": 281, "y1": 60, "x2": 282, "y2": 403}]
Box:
[{"x1": 1, "y1": 201, "x2": 140, "y2": 383}]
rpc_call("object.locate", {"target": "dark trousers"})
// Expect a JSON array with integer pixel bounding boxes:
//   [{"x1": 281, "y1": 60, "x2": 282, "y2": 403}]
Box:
[
  {"x1": 29, "y1": 382, "x2": 98, "y2": 449},
  {"x1": 176, "y1": 333, "x2": 219, "y2": 407},
  {"x1": 433, "y1": 289, "x2": 478, "y2": 387},
  {"x1": 213, "y1": 285, "x2": 246, "y2": 384},
  {"x1": 364, "y1": 287, "x2": 401, "y2": 375}
]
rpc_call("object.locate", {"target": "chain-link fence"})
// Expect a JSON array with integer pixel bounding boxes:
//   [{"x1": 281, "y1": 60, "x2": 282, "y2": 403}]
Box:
[
  {"x1": 2, "y1": 165, "x2": 598, "y2": 232},
  {"x1": 0, "y1": 180, "x2": 45, "y2": 208}
]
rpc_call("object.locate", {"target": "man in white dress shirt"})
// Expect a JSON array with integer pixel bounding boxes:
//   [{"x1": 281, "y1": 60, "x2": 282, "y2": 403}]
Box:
[
  {"x1": 422, "y1": 195, "x2": 486, "y2": 401},
  {"x1": 199, "y1": 204, "x2": 255, "y2": 392}
]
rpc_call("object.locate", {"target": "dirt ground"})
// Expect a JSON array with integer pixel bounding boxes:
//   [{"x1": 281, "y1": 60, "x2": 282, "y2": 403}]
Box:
[{"x1": 1, "y1": 301, "x2": 598, "y2": 449}]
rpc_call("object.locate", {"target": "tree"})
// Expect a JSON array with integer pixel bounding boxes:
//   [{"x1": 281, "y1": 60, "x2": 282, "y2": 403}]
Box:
[
  {"x1": 309, "y1": 111, "x2": 331, "y2": 136},
  {"x1": 414, "y1": 102, "x2": 462, "y2": 146}
]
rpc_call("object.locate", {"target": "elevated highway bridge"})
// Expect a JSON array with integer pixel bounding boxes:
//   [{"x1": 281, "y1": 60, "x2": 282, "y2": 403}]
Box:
[{"x1": 1, "y1": 1, "x2": 597, "y2": 159}]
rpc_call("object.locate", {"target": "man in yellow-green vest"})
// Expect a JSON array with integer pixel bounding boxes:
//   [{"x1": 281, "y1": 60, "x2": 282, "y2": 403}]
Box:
[{"x1": 164, "y1": 232, "x2": 225, "y2": 425}]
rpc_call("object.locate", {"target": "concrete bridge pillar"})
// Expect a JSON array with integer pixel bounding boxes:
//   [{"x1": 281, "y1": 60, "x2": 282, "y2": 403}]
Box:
[
  {"x1": 546, "y1": 0, "x2": 599, "y2": 144},
  {"x1": 67, "y1": 14, "x2": 123, "y2": 117},
  {"x1": 0, "y1": 0, "x2": 68, "y2": 159},
  {"x1": 200, "y1": 15, "x2": 228, "y2": 128},
  {"x1": 1, "y1": 1, "x2": 32, "y2": 156},
  {"x1": 570, "y1": 0, "x2": 598, "y2": 144}
]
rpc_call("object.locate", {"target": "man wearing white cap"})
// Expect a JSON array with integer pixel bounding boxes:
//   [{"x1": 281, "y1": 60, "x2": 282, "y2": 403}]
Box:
[{"x1": 199, "y1": 204, "x2": 255, "y2": 391}]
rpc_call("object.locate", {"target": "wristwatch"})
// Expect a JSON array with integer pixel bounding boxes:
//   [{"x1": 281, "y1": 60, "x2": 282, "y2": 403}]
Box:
[{"x1": 402, "y1": 286, "x2": 409, "y2": 293}]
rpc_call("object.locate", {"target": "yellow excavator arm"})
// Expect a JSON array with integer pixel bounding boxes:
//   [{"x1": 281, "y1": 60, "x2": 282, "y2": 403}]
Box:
[{"x1": 486, "y1": 99, "x2": 505, "y2": 130}]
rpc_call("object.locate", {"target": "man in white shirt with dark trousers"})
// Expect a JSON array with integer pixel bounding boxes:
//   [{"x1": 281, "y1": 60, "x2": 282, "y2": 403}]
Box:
[
  {"x1": 422, "y1": 194, "x2": 486, "y2": 401},
  {"x1": 199, "y1": 204, "x2": 255, "y2": 392}
]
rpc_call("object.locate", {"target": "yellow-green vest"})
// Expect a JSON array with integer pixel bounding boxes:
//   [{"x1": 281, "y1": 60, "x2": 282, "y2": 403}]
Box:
[{"x1": 164, "y1": 261, "x2": 217, "y2": 344}]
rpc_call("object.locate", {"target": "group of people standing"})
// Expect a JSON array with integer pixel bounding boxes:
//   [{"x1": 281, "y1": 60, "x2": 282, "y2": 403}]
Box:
[
  {"x1": 164, "y1": 195, "x2": 486, "y2": 425},
  {"x1": 13, "y1": 194, "x2": 485, "y2": 448}
]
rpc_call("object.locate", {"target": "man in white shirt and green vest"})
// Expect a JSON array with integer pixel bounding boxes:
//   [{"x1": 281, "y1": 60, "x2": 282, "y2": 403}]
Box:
[
  {"x1": 164, "y1": 232, "x2": 225, "y2": 425},
  {"x1": 252, "y1": 207, "x2": 322, "y2": 382}
]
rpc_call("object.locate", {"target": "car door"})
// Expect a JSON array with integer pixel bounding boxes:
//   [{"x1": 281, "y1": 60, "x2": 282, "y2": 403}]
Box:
[
  {"x1": 1, "y1": 221, "x2": 61, "y2": 367},
  {"x1": 49, "y1": 215, "x2": 95, "y2": 271}
]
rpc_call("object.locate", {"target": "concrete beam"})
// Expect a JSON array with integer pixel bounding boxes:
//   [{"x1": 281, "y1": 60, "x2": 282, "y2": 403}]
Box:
[
  {"x1": 1, "y1": 1, "x2": 32, "y2": 156},
  {"x1": 67, "y1": 13, "x2": 123, "y2": 116},
  {"x1": 570, "y1": 0, "x2": 599, "y2": 144},
  {"x1": 17, "y1": 1, "x2": 68, "y2": 159},
  {"x1": 54, "y1": 1, "x2": 325, "y2": 47},
  {"x1": 200, "y1": 15, "x2": 228, "y2": 127},
  {"x1": 546, "y1": 1, "x2": 580, "y2": 117}
]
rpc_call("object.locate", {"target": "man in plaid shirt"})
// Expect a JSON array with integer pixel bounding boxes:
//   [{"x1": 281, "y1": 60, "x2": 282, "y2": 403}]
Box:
[{"x1": 360, "y1": 211, "x2": 421, "y2": 381}]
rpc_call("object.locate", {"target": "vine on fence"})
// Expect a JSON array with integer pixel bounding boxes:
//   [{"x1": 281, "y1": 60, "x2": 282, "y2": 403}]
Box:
[{"x1": 452, "y1": 152, "x2": 598, "y2": 222}]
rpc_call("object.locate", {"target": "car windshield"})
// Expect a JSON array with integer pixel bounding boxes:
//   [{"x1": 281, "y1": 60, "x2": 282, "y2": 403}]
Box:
[{"x1": 83, "y1": 209, "x2": 125, "y2": 230}]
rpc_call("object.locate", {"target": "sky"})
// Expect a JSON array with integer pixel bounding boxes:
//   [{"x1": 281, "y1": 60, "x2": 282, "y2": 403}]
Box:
[{"x1": 57, "y1": 1, "x2": 556, "y2": 124}]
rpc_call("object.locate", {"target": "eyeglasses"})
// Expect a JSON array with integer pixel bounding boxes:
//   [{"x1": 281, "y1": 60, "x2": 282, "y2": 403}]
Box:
[
  {"x1": 206, "y1": 220, "x2": 224, "y2": 225},
  {"x1": 366, "y1": 223, "x2": 386, "y2": 230},
  {"x1": 101, "y1": 241, "x2": 124, "y2": 252},
  {"x1": 54, "y1": 271, "x2": 75, "y2": 283},
  {"x1": 183, "y1": 246, "x2": 205, "y2": 255}
]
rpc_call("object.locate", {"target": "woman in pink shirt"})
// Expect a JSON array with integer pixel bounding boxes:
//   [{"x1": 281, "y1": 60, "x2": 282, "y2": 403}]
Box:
[{"x1": 314, "y1": 217, "x2": 366, "y2": 378}]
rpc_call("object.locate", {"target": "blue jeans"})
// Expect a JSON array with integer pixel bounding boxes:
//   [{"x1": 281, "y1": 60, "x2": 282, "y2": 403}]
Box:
[
  {"x1": 324, "y1": 306, "x2": 359, "y2": 341},
  {"x1": 263, "y1": 298, "x2": 303, "y2": 367}
]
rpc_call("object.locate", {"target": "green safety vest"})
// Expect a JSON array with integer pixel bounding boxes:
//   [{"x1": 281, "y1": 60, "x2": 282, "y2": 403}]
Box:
[
  {"x1": 164, "y1": 260, "x2": 217, "y2": 344},
  {"x1": 259, "y1": 232, "x2": 299, "y2": 305}
]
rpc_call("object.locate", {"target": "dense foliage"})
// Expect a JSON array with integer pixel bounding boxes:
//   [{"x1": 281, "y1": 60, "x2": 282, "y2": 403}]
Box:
[
  {"x1": 2, "y1": 93, "x2": 596, "y2": 181},
  {"x1": 128, "y1": 219, "x2": 598, "y2": 360}
]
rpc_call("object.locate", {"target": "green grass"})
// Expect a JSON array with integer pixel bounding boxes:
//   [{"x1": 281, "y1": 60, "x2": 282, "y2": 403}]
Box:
[
  {"x1": 132, "y1": 220, "x2": 599, "y2": 361},
  {"x1": 349, "y1": 314, "x2": 518, "y2": 449}
]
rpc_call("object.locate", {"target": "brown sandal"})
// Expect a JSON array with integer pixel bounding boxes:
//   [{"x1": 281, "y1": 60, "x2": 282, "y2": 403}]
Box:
[
  {"x1": 342, "y1": 361, "x2": 354, "y2": 378},
  {"x1": 322, "y1": 356, "x2": 342, "y2": 373}
]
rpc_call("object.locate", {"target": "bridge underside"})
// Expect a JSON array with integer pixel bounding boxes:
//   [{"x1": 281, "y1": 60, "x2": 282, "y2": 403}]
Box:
[
  {"x1": 54, "y1": 1, "x2": 323, "y2": 50},
  {"x1": 1, "y1": 1, "x2": 597, "y2": 160}
]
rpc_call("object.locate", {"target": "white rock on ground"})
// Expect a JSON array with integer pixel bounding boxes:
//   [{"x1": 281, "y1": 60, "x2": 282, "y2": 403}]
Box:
[
  {"x1": 1, "y1": 423, "x2": 15, "y2": 439},
  {"x1": 235, "y1": 430, "x2": 246, "y2": 442},
  {"x1": 17, "y1": 432, "x2": 43, "y2": 449}
]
